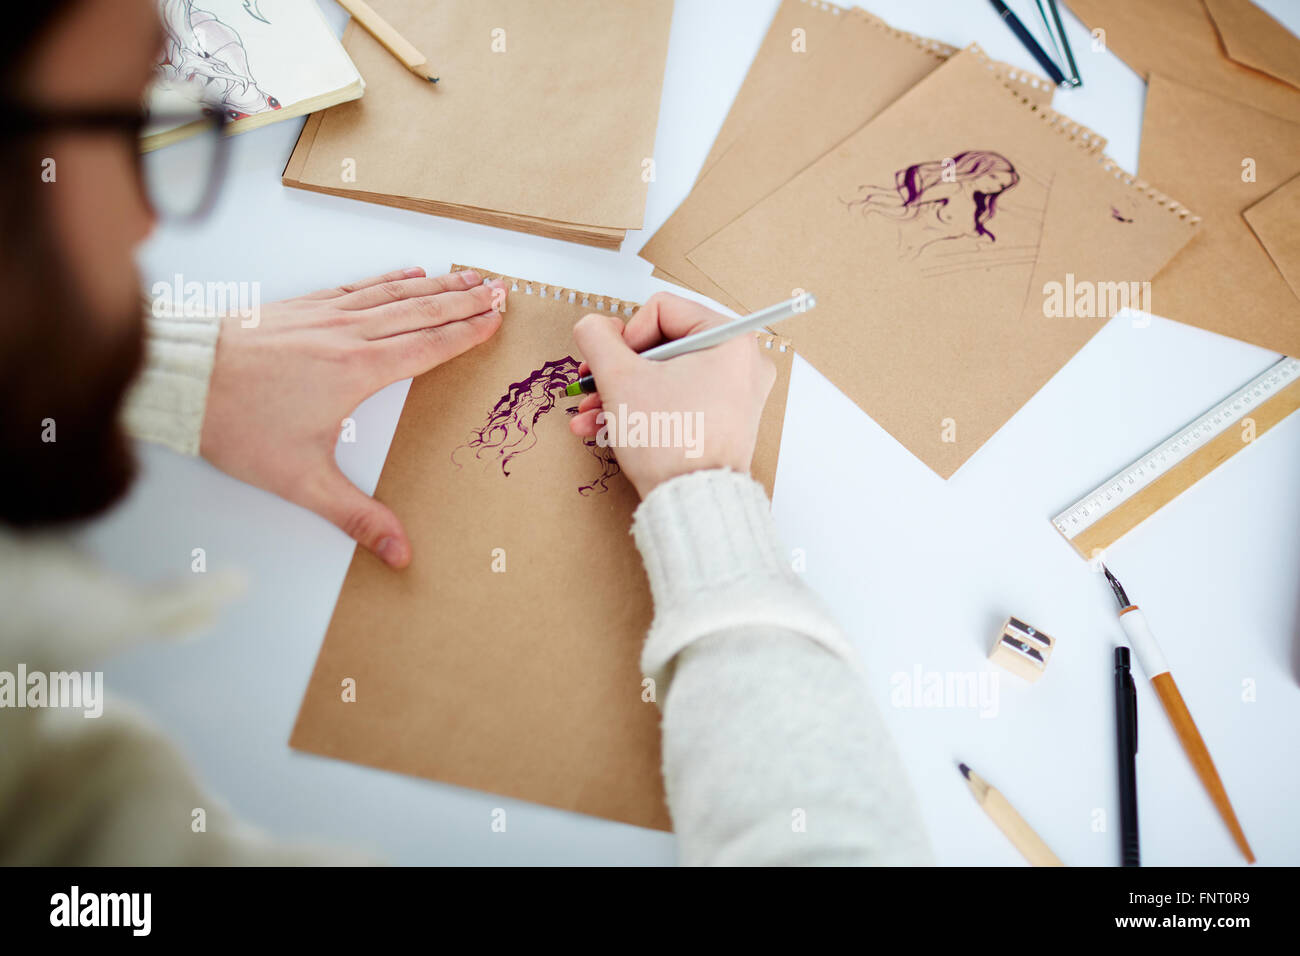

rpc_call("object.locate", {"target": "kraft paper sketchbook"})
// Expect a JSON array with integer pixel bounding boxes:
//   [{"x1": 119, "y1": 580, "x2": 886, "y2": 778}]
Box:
[
  {"x1": 290, "y1": 268, "x2": 794, "y2": 831},
  {"x1": 145, "y1": 0, "x2": 362, "y2": 151},
  {"x1": 282, "y1": 0, "x2": 674, "y2": 249},
  {"x1": 690, "y1": 0, "x2": 827, "y2": 186},
  {"x1": 648, "y1": 0, "x2": 882, "y2": 245},
  {"x1": 688, "y1": 46, "x2": 1200, "y2": 479},
  {"x1": 641, "y1": 2, "x2": 1056, "y2": 310},
  {"x1": 648, "y1": 0, "x2": 833, "y2": 286}
]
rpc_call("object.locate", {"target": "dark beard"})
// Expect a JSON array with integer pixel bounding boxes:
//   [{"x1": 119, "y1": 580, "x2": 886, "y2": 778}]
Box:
[
  {"x1": 0, "y1": 300, "x2": 145, "y2": 529},
  {"x1": 0, "y1": 2, "x2": 152, "y2": 529}
]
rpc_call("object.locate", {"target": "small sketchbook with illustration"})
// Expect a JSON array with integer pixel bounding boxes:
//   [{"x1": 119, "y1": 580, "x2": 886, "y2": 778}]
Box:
[
  {"x1": 290, "y1": 267, "x2": 794, "y2": 831},
  {"x1": 145, "y1": 0, "x2": 362, "y2": 150}
]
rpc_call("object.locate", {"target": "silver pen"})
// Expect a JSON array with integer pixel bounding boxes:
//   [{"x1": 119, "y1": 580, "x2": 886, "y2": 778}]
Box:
[{"x1": 565, "y1": 292, "x2": 816, "y2": 396}]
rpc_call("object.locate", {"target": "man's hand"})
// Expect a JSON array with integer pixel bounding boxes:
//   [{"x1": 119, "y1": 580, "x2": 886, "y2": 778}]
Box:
[
  {"x1": 567, "y1": 292, "x2": 775, "y2": 498},
  {"x1": 200, "y1": 267, "x2": 504, "y2": 568}
]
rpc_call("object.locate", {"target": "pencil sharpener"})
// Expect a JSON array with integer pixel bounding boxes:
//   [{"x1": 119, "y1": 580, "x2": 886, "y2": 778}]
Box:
[{"x1": 989, "y1": 617, "x2": 1055, "y2": 682}]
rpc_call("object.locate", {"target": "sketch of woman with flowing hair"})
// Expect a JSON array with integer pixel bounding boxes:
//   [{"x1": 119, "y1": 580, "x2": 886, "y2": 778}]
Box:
[
  {"x1": 155, "y1": 0, "x2": 281, "y2": 120},
  {"x1": 844, "y1": 150, "x2": 1020, "y2": 260},
  {"x1": 452, "y1": 356, "x2": 620, "y2": 497}
]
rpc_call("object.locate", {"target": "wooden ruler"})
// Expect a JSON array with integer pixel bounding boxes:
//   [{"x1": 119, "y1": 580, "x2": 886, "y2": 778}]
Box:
[{"x1": 1053, "y1": 357, "x2": 1300, "y2": 559}]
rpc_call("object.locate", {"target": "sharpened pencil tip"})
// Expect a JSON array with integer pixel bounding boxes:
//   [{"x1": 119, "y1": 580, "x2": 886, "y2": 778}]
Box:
[{"x1": 958, "y1": 762, "x2": 970, "y2": 779}]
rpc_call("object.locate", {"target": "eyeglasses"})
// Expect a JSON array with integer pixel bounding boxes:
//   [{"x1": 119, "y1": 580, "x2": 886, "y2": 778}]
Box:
[{"x1": 6, "y1": 102, "x2": 231, "y2": 224}]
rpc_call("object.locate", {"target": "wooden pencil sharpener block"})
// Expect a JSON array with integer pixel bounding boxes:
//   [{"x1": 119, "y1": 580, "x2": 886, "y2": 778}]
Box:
[{"x1": 989, "y1": 617, "x2": 1054, "y2": 682}]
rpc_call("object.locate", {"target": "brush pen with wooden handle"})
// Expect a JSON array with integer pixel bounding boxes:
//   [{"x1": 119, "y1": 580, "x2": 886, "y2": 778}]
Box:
[
  {"x1": 959, "y1": 763, "x2": 1063, "y2": 866},
  {"x1": 336, "y1": 0, "x2": 438, "y2": 83},
  {"x1": 1102, "y1": 566, "x2": 1254, "y2": 863}
]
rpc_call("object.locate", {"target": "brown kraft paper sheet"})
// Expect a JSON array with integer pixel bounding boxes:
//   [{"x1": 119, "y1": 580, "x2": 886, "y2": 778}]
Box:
[
  {"x1": 1138, "y1": 72, "x2": 1300, "y2": 356},
  {"x1": 1244, "y1": 173, "x2": 1300, "y2": 304},
  {"x1": 1065, "y1": 0, "x2": 1300, "y2": 121}
]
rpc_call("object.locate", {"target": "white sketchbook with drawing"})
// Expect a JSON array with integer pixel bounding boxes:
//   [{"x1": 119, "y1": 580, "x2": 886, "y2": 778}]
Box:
[{"x1": 145, "y1": 0, "x2": 362, "y2": 150}]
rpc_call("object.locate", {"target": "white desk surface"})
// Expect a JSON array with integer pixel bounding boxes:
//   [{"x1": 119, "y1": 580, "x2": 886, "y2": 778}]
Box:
[{"x1": 85, "y1": 0, "x2": 1300, "y2": 865}]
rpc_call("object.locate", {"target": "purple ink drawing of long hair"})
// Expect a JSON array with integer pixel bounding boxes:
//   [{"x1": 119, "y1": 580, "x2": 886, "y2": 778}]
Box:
[
  {"x1": 453, "y1": 356, "x2": 619, "y2": 495},
  {"x1": 566, "y1": 408, "x2": 622, "y2": 496},
  {"x1": 845, "y1": 150, "x2": 1019, "y2": 256}
]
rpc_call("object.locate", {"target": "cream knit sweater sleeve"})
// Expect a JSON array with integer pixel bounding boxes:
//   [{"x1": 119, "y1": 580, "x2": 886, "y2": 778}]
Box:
[
  {"x1": 120, "y1": 308, "x2": 222, "y2": 455},
  {"x1": 631, "y1": 468, "x2": 934, "y2": 866}
]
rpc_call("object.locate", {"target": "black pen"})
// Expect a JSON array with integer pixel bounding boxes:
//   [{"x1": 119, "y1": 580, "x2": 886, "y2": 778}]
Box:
[
  {"x1": 1114, "y1": 646, "x2": 1140, "y2": 867},
  {"x1": 989, "y1": 0, "x2": 1068, "y2": 86}
]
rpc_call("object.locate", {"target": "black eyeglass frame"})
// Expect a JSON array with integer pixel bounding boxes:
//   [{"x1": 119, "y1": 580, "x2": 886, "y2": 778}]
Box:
[{"x1": 3, "y1": 103, "x2": 232, "y2": 224}]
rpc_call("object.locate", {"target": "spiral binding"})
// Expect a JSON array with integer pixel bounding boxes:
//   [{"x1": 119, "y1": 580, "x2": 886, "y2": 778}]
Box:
[
  {"x1": 847, "y1": 6, "x2": 959, "y2": 61},
  {"x1": 452, "y1": 264, "x2": 794, "y2": 353},
  {"x1": 758, "y1": 332, "x2": 792, "y2": 354},
  {"x1": 789, "y1": 0, "x2": 958, "y2": 61},
  {"x1": 964, "y1": 44, "x2": 1202, "y2": 225},
  {"x1": 802, "y1": 3, "x2": 1052, "y2": 95},
  {"x1": 453, "y1": 264, "x2": 639, "y2": 317},
  {"x1": 798, "y1": 0, "x2": 845, "y2": 19}
]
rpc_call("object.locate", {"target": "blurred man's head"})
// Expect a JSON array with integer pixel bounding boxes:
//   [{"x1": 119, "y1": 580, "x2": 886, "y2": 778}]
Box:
[{"x1": 0, "y1": 0, "x2": 161, "y2": 529}]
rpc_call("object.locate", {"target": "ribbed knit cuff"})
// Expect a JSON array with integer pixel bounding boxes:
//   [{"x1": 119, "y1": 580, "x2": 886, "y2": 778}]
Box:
[
  {"x1": 120, "y1": 309, "x2": 222, "y2": 456},
  {"x1": 631, "y1": 468, "x2": 857, "y2": 689}
]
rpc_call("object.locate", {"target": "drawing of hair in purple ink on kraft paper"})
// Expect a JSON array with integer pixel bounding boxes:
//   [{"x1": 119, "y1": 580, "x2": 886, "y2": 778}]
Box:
[
  {"x1": 452, "y1": 356, "x2": 621, "y2": 496},
  {"x1": 844, "y1": 150, "x2": 1020, "y2": 260},
  {"x1": 565, "y1": 407, "x2": 621, "y2": 496}
]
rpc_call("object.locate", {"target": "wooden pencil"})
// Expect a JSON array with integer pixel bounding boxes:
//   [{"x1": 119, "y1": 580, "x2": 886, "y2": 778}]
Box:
[
  {"x1": 336, "y1": 0, "x2": 438, "y2": 83},
  {"x1": 960, "y1": 763, "x2": 1064, "y2": 866}
]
